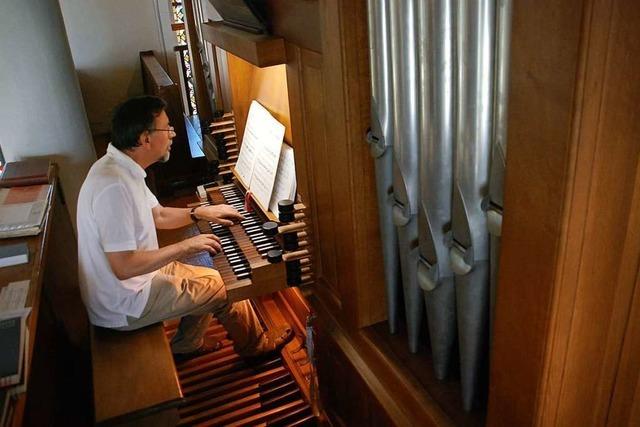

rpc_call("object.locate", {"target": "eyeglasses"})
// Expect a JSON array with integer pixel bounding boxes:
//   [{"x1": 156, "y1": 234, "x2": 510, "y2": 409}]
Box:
[{"x1": 149, "y1": 127, "x2": 175, "y2": 133}]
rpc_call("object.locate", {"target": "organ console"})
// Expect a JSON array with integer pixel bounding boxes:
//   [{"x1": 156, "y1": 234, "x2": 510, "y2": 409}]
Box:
[
  {"x1": 185, "y1": 110, "x2": 314, "y2": 303},
  {"x1": 190, "y1": 181, "x2": 314, "y2": 302}
]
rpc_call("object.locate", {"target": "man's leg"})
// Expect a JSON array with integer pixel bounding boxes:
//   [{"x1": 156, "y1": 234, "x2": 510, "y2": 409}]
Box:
[
  {"x1": 171, "y1": 313, "x2": 215, "y2": 354},
  {"x1": 162, "y1": 262, "x2": 270, "y2": 355},
  {"x1": 120, "y1": 261, "x2": 273, "y2": 355},
  {"x1": 119, "y1": 261, "x2": 293, "y2": 356}
]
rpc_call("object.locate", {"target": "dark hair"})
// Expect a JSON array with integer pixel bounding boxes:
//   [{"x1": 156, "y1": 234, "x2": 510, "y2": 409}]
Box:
[{"x1": 111, "y1": 96, "x2": 167, "y2": 150}]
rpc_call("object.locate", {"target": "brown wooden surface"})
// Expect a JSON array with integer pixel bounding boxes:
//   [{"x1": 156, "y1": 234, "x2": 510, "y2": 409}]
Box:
[
  {"x1": 226, "y1": 259, "x2": 287, "y2": 303},
  {"x1": 226, "y1": 54, "x2": 291, "y2": 144},
  {"x1": 2, "y1": 165, "x2": 56, "y2": 427},
  {"x1": 201, "y1": 21, "x2": 286, "y2": 68},
  {"x1": 314, "y1": 295, "x2": 452, "y2": 427},
  {"x1": 487, "y1": 0, "x2": 640, "y2": 425},
  {"x1": 42, "y1": 176, "x2": 88, "y2": 348},
  {"x1": 288, "y1": 0, "x2": 385, "y2": 330},
  {"x1": 266, "y1": 0, "x2": 322, "y2": 54},
  {"x1": 91, "y1": 324, "x2": 182, "y2": 425}
]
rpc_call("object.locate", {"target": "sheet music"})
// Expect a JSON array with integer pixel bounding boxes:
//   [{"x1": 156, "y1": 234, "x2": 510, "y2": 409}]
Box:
[
  {"x1": 0, "y1": 280, "x2": 30, "y2": 312},
  {"x1": 234, "y1": 104, "x2": 262, "y2": 185},
  {"x1": 269, "y1": 144, "x2": 297, "y2": 216},
  {"x1": 249, "y1": 125, "x2": 285, "y2": 209},
  {"x1": 234, "y1": 101, "x2": 285, "y2": 209}
]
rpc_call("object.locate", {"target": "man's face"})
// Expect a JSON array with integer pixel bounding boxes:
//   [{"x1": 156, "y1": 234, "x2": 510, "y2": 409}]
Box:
[{"x1": 148, "y1": 111, "x2": 175, "y2": 163}]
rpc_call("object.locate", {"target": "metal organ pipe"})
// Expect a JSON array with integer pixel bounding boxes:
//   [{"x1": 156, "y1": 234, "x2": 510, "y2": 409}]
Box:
[
  {"x1": 389, "y1": 0, "x2": 423, "y2": 353},
  {"x1": 488, "y1": 0, "x2": 512, "y2": 337},
  {"x1": 366, "y1": 0, "x2": 510, "y2": 411},
  {"x1": 365, "y1": 0, "x2": 401, "y2": 334},
  {"x1": 451, "y1": 0, "x2": 495, "y2": 411},
  {"x1": 417, "y1": 0, "x2": 457, "y2": 381}
]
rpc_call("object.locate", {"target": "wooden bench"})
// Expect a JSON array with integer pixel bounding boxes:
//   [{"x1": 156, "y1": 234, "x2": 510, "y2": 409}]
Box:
[{"x1": 90, "y1": 323, "x2": 183, "y2": 426}]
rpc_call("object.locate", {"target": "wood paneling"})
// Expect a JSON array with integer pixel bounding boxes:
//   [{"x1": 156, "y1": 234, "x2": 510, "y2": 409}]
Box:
[
  {"x1": 291, "y1": 0, "x2": 385, "y2": 330},
  {"x1": 299, "y1": 49, "x2": 342, "y2": 310},
  {"x1": 314, "y1": 295, "x2": 454, "y2": 427},
  {"x1": 605, "y1": 164, "x2": 640, "y2": 426},
  {"x1": 226, "y1": 54, "x2": 291, "y2": 144},
  {"x1": 201, "y1": 21, "x2": 286, "y2": 68},
  {"x1": 488, "y1": 0, "x2": 640, "y2": 425},
  {"x1": 267, "y1": 0, "x2": 322, "y2": 53}
]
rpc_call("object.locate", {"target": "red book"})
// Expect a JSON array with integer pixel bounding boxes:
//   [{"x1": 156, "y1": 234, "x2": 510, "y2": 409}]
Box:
[{"x1": 0, "y1": 160, "x2": 51, "y2": 188}]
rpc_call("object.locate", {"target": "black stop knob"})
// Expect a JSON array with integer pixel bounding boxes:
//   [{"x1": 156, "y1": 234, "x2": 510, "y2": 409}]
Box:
[
  {"x1": 283, "y1": 233, "x2": 299, "y2": 251},
  {"x1": 262, "y1": 221, "x2": 279, "y2": 236},
  {"x1": 267, "y1": 249, "x2": 283, "y2": 264},
  {"x1": 278, "y1": 199, "x2": 295, "y2": 212}
]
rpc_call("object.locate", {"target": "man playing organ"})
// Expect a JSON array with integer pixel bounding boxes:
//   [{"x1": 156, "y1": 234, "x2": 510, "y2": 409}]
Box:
[{"x1": 76, "y1": 95, "x2": 293, "y2": 359}]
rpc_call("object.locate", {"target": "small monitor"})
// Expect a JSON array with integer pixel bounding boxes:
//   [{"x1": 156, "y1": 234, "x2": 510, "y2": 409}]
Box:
[{"x1": 208, "y1": 0, "x2": 268, "y2": 34}]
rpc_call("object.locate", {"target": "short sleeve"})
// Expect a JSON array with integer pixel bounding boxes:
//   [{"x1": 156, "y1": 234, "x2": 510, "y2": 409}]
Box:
[
  {"x1": 93, "y1": 183, "x2": 138, "y2": 252},
  {"x1": 145, "y1": 185, "x2": 159, "y2": 209}
]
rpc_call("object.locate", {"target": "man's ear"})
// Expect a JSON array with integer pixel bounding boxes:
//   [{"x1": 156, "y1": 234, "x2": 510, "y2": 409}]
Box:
[{"x1": 138, "y1": 131, "x2": 151, "y2": 149}]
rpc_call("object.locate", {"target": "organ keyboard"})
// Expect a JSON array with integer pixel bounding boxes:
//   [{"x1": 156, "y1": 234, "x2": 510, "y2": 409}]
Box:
[{"x1": 190, "y1": 180, "x2": 313, "y2": 303}]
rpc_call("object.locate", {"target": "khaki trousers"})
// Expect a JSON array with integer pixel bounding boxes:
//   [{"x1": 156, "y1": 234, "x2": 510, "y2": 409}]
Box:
[{"x1": 116, "y1": 261, "x2": 265, "y2": 356}]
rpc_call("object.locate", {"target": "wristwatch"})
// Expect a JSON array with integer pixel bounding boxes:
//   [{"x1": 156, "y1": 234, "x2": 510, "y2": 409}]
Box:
[{"x1": 190, "y1": 207, "x2": 199, "y2": 223}]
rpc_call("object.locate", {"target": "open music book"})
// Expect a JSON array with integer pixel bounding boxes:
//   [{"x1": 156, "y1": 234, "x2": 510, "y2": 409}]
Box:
[{"x1": 235, "y1": 101, "x2": 296, "y2": 214}]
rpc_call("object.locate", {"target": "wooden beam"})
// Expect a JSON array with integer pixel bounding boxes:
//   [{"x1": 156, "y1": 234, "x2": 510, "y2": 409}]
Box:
[{"x1": 201, "y1": 21, "x2": 286, "y2": 68}]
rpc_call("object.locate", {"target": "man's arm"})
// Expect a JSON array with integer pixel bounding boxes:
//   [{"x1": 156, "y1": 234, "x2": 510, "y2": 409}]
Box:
[
  {"x1": 106, "y1": 233, "x2": 222, "y2": 280},
  {"x1": 152, "y1": 204, "x2": 245, "y2": 229}
]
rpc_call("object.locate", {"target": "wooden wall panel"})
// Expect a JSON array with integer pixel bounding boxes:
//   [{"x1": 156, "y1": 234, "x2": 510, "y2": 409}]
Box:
[
  {"x1": 299, "y1": 51, "x2": 342, "y2": 305},
  {"x1": 285, "y1": 0, "x2": 385, "y2": 329},
  {"x1": 226, "y1": 53, "x2": 291, "y2": 144},
  {"x1": 334, "y1": 0, "x2": 386, "y2": 327},
  {"x1": 551, "y1": 1, "x2": 640, "y2": 424},
  {"x1": 606, "y1": 166, "x2": 640, "y2": 427},
  {"x1": 267, "y1": 0, "x2": 322, "y2": 53},
  {"x1": 316, "y1": 318, "x2": 399, "y2": 427},
  {"x1": 488, "y1": 0, "x2": 640, "y2": 425},
  {"x1": 486, "y1": 0, "x2": 586, "y2": 422}
]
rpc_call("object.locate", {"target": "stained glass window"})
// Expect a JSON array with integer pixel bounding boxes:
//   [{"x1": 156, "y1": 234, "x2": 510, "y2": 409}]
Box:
[
  {"x1": 171, "y1": 0, "x2": 197, "y2": 115},
  {"x1": 172, "y1": 1, "x2": 185, "y2": 23},
  {"x1": 176, "y1": 29, "x2": 186, "y2": 46}
]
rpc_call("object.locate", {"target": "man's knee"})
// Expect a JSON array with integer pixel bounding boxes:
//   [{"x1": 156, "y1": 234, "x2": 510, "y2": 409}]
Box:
[
  {"x1": 202, "y1": 269, "x2": 225, "y2": 295},
  {"x1": 184, "y1": 269, "x2": 227, "y2": 308}
]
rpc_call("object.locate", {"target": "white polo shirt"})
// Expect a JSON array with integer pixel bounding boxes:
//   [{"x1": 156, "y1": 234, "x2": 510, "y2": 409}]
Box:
[{"x1": 77, "y1": 144, "x2": 160, "y2": 328}]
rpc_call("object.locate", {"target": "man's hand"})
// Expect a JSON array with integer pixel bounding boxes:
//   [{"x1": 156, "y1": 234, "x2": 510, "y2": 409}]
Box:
[
  {"x1": 180, "y1": 233, "x2": 222, "y2": 256},
  {"x1": 106, "y1": 234, "x2": 223, "y2": 281},
  {"x1": 195, "y1": 204, "x2": 245, "y2": 226}
]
